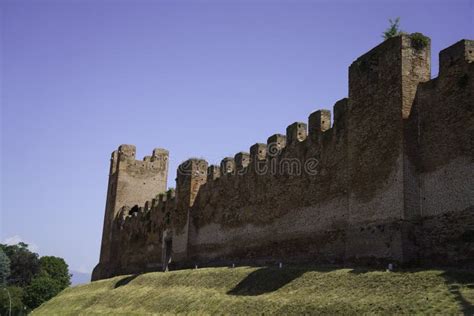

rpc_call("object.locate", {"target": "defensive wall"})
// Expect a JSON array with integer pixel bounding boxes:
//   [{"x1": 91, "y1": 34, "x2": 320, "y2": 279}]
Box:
[{"x1": 92, "y1": 34, "x2": 473, "y2": 281}]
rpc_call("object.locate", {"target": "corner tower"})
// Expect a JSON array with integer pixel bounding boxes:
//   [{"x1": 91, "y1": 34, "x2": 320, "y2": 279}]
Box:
[
  {"x1": 92, "y1": 145, "x2": 169, "y2": 280},
  {"x1": 346, "y1": 34, "x2": 431, "y2": 262}
]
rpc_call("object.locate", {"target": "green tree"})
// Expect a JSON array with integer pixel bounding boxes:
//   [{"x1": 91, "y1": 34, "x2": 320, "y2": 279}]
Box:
[
  {"x1": 39, "y1": 256, "x2": 71, "y2": 289},
  {"x1": 23, "y1": 277, "x2": 62, "y2": 309},
  {"x1": 0, "y1": 248, "x2": 10, "y2": 286},
  {"x1": 0, "y1": 286, "x2": 27, "y2": 315},
  {"x1": 383, "y1": 17, "x2": 402, "y2": 39},
  {"x1": 0, "y1": 243, "x2": 40, "y2": 287}
]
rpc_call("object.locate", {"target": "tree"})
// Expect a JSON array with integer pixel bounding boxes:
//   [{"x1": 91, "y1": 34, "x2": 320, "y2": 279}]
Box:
[
  {"x1": 0, "y1": 243, "x2": 40, "y2": 287},
  {"x1": 0, "y1": 248, "x2": 10, "y2": 286},
  {"x1": 23, "y1": 277, "x2": 62, "y2": 309},
  {"x1": 0, "y1": 243, "x2": 71, "y2": 312},
  {"x1": 39, "y1": 256, "x2": 71, "y2": 289},
  {"x1": 383, "y1": 17, "x2": 402, "y2": 39},
  {"x1": 0, "y1": 286, "x2": 27, "y2": 316}
]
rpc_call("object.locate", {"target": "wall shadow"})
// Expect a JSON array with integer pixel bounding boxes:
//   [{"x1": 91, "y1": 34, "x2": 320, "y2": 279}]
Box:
[
  {"x1": 114, "y1": 274, "x2": 140, "y2": 288},
  {"x1": 226, "y1": 265, "x2": 380, "y2": 296},
  {"x1": 227, "y1": 267, "x2": 307, "y2": 296},
  {"x1": 441, "y1": 270, "x2": 474, "y2": 315}
]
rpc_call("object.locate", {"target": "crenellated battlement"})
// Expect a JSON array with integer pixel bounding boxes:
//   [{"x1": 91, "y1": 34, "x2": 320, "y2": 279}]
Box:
[
  {"x1": 93, "y1": 35, "x2": 474, "y2": 281},
  {"x1": 332, "y1": 99, "x2": 348, "y2": 133},
  {"x1": 118, "y1": 189, "x2": 177, "y2": 228},
  {"x1": 308, "y1": 109, "x2": 331, "y2": 140},
  {"x1": 117, "y1": 144, "x2": 136, "y2": 160},
  {"x1": 250, "y1": 143, "x2": 267, "y2": 161},
  {"x1": 234, "y1": 152, "x2": 250, "y2": 173},
  {"x1": 439, "y1": 39, "x2": 474, "y2": 76},
  {"x1": 207, "y1": 165, "x2": 221, "y2": 181},
  {"x1": 113, "y1": 145, "x2": 169, "y2": 174},
  {"x1": 267, "y1": 134, "x2": 287, "y2": 159},
  {"x1": 286, "y1": 122, "x2": 308, "y2": 145},
  {"x1": 109, "y1": 150, "x2": 119, "y2": 175},
  {"x1": 220, "y1": 157, "x2": 235, "y2": 176}
]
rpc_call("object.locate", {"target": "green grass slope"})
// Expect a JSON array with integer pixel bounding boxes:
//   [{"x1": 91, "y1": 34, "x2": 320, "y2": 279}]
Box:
[{"x1": 33, "y1": 266, "x2": 474, "y2": 315}]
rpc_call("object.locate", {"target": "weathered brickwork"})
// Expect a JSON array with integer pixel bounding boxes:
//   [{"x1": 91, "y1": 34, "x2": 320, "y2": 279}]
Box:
[
  {"x1": 92, "y1": 34, "x2": 474, "y2": 281},
  {"x1": 93, "y1": 146, "x2": 169, "y2": 280}
]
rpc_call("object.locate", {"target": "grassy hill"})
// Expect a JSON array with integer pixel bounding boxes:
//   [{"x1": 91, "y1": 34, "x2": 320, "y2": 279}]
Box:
[{"x1": 33, "y1": 266, "x2": 474, "y2": 315}]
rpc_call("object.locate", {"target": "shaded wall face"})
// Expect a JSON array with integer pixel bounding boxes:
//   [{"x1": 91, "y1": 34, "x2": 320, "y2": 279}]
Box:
[
  {"x1": 111, "y1": 212, "x2": 162, "y2": 275},
  {"x1": 415, "y1": 206, "x2": 474, "y2": 266},
  {"x1": 407, "y1": 51, "x2": 473, "y2": 267},
  {"x1": 347, "y1": 37, "x2": 406, "y2": 224},
  {"x1": 106, "y1": 193, "x2": 177, "y2": 277},
  {"x1": 347, "y1": 36, "x2": 430, "y2": 221},
  {"x1": 170, "y1": 159, "x2": 208, "y2": 262},
  {"x1": 408, "y1": 40, "x2": 474, "y2": 218},
  {"x1": 345, "y1": 36, "x2": 430, "y2": 262}
]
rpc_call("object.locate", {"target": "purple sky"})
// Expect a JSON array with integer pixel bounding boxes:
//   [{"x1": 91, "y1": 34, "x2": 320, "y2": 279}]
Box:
[{"x1": 1, "y1": 0, "x2": 473, "y2": 275}]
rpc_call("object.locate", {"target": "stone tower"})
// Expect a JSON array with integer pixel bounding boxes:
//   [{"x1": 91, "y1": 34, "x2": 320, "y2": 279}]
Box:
[
  {"x1": 345, "y1": 34, "x2": 431, "y2": 261},
  {"x1": 92, "y1": 144, "x2": 169, "y2": 280}
]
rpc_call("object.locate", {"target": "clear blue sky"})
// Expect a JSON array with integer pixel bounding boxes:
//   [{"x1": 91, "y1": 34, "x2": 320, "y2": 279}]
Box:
[{"x1": 1, "y1": 0, "x2": 472, "y2": 274}]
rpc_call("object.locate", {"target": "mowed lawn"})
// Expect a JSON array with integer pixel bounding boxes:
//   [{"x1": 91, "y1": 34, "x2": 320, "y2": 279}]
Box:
[{"x1": 33, "y1": 266, "x2": 474, "y2": 315}]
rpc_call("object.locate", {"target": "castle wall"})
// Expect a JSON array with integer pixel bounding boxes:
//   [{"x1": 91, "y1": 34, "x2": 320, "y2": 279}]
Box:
[
  {"x1": 105, "y1": 158, "x2": 211, "y2": 275},
  {"x1": 410, "y1": 40, "x2": 473, "y2": 218},
  {"x1": 102, "y1": 189, "x2": 177, "y2": 276},
  {"x1": 93, "y1": 35, "x2": 473, "y2": 281},
  {"x1": 188, "y1": 199, "x2": 347, "y2": 265},
  {"x1": 186, "y1": 35, "x2": 431, "y2": 265},
  {"x1": 415, "y1": 206, "x2": 474, "y2": 267},
  {"x1": 404, "y1": 40, "x2": 474, "y2": 266}
]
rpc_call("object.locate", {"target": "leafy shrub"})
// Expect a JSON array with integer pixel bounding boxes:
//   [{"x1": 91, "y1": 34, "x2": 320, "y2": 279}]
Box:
[
  {"x1": 410, "y1": 32, "x2": 429, "y2": 50},
  {"x1": 39, "y1": 256, "x2": 71, "y2": 289},
  {"x1": 383, "y1": 17, "x2": 402, "y2": 39},
  {"x1": 23, "y1": 277, "x2": 62, "y2": 309}
]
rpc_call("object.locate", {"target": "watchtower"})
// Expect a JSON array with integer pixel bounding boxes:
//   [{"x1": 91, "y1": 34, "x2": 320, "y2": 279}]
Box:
[{"x1": 92, "y1": 145, "x2": 169, "y2": 280}]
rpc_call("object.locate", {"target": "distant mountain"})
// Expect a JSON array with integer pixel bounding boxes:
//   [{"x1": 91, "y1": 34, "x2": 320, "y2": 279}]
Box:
[{"x1": 71, "y1": 271, "x2": 91, "y2": 286}]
